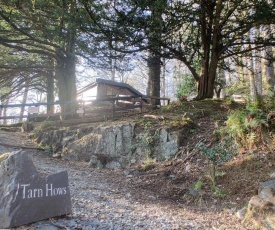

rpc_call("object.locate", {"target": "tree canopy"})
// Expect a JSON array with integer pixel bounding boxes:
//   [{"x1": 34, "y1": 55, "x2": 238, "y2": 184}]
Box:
[{"x1": 0, "y1": 0, "x2": 274, "y2": 112}]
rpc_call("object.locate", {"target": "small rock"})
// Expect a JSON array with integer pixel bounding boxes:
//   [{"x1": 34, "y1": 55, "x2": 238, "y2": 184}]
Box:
[
  {"x1": 259, "y1": 179, "x2": 275, "y2": 193},
  {"x1": 249, "y1": 195, "x2": 273, "y2": 210},
  {"x1": 225, "y1": 208, "x2": 235, "y2": 215},
  {"x1": 34, "y1": 222, "x2": 59, "y2": 230},
  {"x1": 106, "y1": 161, "x2": 121, "y2": 169},
  {"x1": 236, "y1": 207, "x2": 246, "y2": 220},
  {"x1": 126, "y1": 193, "x2": 131, "y2": 198},
  {"x1": 52, "y1": 153, "x2": 62, "y2": 158},
  {"x1": 266, "y1": 215, "x2": 275, "y2": 230},
  {"x1": 188, "y1": 188, "x2": 200, "y2": 197},
  {"x1": 67, "y1": 219, "x2": 77, "y2": 227},
  {"x1": 185, "y1": 164, "x2": 191, "y2": 172},
  {"x1": 130, "y1": 159, "x2": 136, "y2": 164},
  {"x1": 169, "y1": 174, "x2": 176, "y2": 178},
  {"x1": 148, "y1": 195, "x2": 157, "y2": 200},
  {"x1": 89, "y1": 156, "x2": 103, "y2": 169},
  {"x1": 259, "y1": 187, "x2": 275, "y2": 205}
]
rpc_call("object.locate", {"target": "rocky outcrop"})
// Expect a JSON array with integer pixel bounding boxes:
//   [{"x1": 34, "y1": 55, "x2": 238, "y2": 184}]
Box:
[
  {"x1": 34, "y1": 122, "x2": 183, "y2": 169},
  {"x1": 248, "y1": 179, "x2": 275, "y2": 211},
  {"x1": 237, "y1": 179, "x2": 275, "y2": 229}
]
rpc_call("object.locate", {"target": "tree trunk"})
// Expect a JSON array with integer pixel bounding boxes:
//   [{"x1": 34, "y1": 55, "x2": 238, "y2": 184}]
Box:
[
  {"x1": 237, "y1": 56, "x2": 245, "y2": 83},
  {"x1": 0, "y1": 100, "x2": 3, "y2": 125},
  {"x1": 147, "y1": 52, "x2": 161, "y2": 105},
  {"x1": 255, "y1": 57, "x2": 262, "y2": 95},
  {"x1": 197, "y1": 54, "x2": 218, "y2": 99},
  {"x1": 55, "y1": 55, "x2": 77, "y2": 119},
  {"x1": 265, "y1": 25, "x2": 275, "y2": 91},
  {"x1": 110, "y1": 57, "x2": 116, "y2": 81},
  {"x1": 19, "y1": 81, "x2": 29, "y2": 122},
  {"x1": 55, "y1": 1, "x2": 78, "y2": 119},
  {"x1": 249, "y1": 68, "x2": 257, "y2": 102},
  {"x1": 161, "y1": 58, "x2": 166, "y2": 97},
  {"x1": 248, "y1": 45, "x2": 257, "y2": 102},
  {"x1": 146, "y1": 1, "x2": 165, "y2": 106},
  {"x1": 215, "y1": 67, "x2": 226, "y2": 98},
  {"x1": 196, "y1": 0, "x2": 221, "y2": 100},
  {"x1": 254, "y1": 27, "x2": 262, "y2": 95},
  {"x1": 197, "y1": 71, "x2": 216, "y2": 99},
  {"x1": 47, "y1": 69, "x2": 55, "y2": 115}
]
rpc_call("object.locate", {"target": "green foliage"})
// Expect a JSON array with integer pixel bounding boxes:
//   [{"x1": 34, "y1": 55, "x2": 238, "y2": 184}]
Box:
[
  {"x1": 193, "y1": 180, "x2": 204, "y2": 191},
  {"x1": 143, "y1": 157, "x2": 156, "y2": 171},
  {"x1": 212, "y1": 186, "x2": 226, "y2": 198},
  {"x1": 43, "y1": 145, "x2": 53, "y2": 154},
  {"x1": 163, "y1": 115, "x2": 193, "y2": 131},
  {"x1": 226, "y1": 81, "x2": 250, "y2": 97},
  {"x1": 197, "y1": 138, "x2": 235, "y2": 166},
  {"x1": 257, "y1": 93, "x2": 275, "y2": 113},
  {"x1": 142, "y1": 126, "x2": 158, "y2": 159},
  {"x1": 222, "y1": 103, "x2": 268, "y2": 149},
  {"x1": 176, "y1": 73, "x2": 197, "y2": 98},
  {"x1": 129, "y1": 145, "x2": 137, "y2": 156},
  {"x1": 197, "y1": 138, "x2": 235, "y2": 187},
  {"x1": 38, "y1": 144, "x2": 53, "y2": 154}
]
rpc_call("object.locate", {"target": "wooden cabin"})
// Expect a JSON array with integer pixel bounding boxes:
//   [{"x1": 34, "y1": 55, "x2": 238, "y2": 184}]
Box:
[{"x1": 77, "y1": 78, "x2": 148, "y2": 105}]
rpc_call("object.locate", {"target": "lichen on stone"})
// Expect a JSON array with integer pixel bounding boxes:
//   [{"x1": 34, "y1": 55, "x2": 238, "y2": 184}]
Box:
[{"x1": 0, "y1": 152, "x2": 10, "y2": 163}]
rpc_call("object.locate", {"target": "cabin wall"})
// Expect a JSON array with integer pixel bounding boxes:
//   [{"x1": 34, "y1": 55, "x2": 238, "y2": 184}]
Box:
[
  {"x1": 98, "y1": 84, "x2": 135, "y2": 98},
  {"x1": 77, "y1": 86, "x2": 97, "y2": 102},
  {"x1": 78, "y1": 83, "x2": 140, "y2": 102}
]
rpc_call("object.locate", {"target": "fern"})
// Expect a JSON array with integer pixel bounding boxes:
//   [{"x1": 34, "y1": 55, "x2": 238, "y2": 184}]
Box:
[{"x1": 222, "y1": 103, "x2": 269, "y2": 150}]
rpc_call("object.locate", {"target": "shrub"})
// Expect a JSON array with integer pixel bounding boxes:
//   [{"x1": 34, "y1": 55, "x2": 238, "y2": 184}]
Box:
[
  {"x1": 176, "y1": 73, "x2": 197, "y2": 98},
  {"x1": 222, "y1": 103, "x2": 268, "y2": 150},
  {"x1": 197, "y1": 138, "x2": 236, "y2": 187}
]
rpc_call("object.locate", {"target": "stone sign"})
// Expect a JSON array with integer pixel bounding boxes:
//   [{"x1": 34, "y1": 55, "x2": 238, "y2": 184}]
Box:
[{"x1": 0, "y1": 151, "x2": 72, "y2": 228}]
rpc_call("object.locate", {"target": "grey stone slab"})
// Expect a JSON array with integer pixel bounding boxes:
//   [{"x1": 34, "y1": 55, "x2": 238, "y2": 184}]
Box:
[
  {"x1": 0, "y1": 151, "x2": 71, "y2": 228},
  {"x1": 0, "y1": 146, "x2": 10, "y2": 155},
  {"x1": 259, "y1": 179, "x2": 275, "y2": 191}
]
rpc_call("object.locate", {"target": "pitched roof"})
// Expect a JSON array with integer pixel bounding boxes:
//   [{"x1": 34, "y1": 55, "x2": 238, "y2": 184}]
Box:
[{"x1": 77, "y1": 78, "x2": 144, "y2": 96}]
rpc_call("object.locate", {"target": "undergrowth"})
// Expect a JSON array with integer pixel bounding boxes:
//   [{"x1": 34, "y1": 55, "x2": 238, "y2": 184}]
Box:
[{"x1": 219, "y1": 102, "x2": 274, "y2": 151}]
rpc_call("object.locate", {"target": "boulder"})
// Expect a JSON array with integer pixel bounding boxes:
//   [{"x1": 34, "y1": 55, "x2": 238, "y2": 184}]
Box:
[
  {"x1": 0, "y1": 146, "x2": 10, "y2": 155},
  {"x1": 0, "y1": 151, "x2": 71, "y2": 228},
  {"x1": 259, "y1": 180, "x2": 275, "y2": 204},
  {"x1": 246, "y1": 179, "x2": 275, "y2": 213},
  {"x1": 248, "y1": 195, "x2": 273, "y2": 211},
  {"x1": 236, "y1": 207, "x2": 247, "y2": 220},
  {"x1": 266, "y1": 215, "x2": 275, "y2": 230}
]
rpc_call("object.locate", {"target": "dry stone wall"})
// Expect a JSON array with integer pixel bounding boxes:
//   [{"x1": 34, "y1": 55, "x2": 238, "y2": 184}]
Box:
[{"x1": 34, "y1": 122, "x2": 182, "y2": 169}]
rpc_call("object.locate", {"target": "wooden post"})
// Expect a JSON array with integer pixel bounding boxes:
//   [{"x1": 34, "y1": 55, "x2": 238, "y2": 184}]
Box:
[
  {"x1": 140, "y1": 97, "x2": 143, "y2": 113},
  {"x1": 112, "y1": 100, "x2": 115, "y2": 117}
]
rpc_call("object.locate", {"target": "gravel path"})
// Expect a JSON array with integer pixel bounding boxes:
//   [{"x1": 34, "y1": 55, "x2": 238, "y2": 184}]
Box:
[
  {"x1": 8, "y1": 149, "x2": 248, "y2": 230},
  {"x1": 0, "y1": 130, "x2": 249, "y2": 230},
  {"x1": 13, "y1": 150, "x2": 200, "y2": 230}
]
